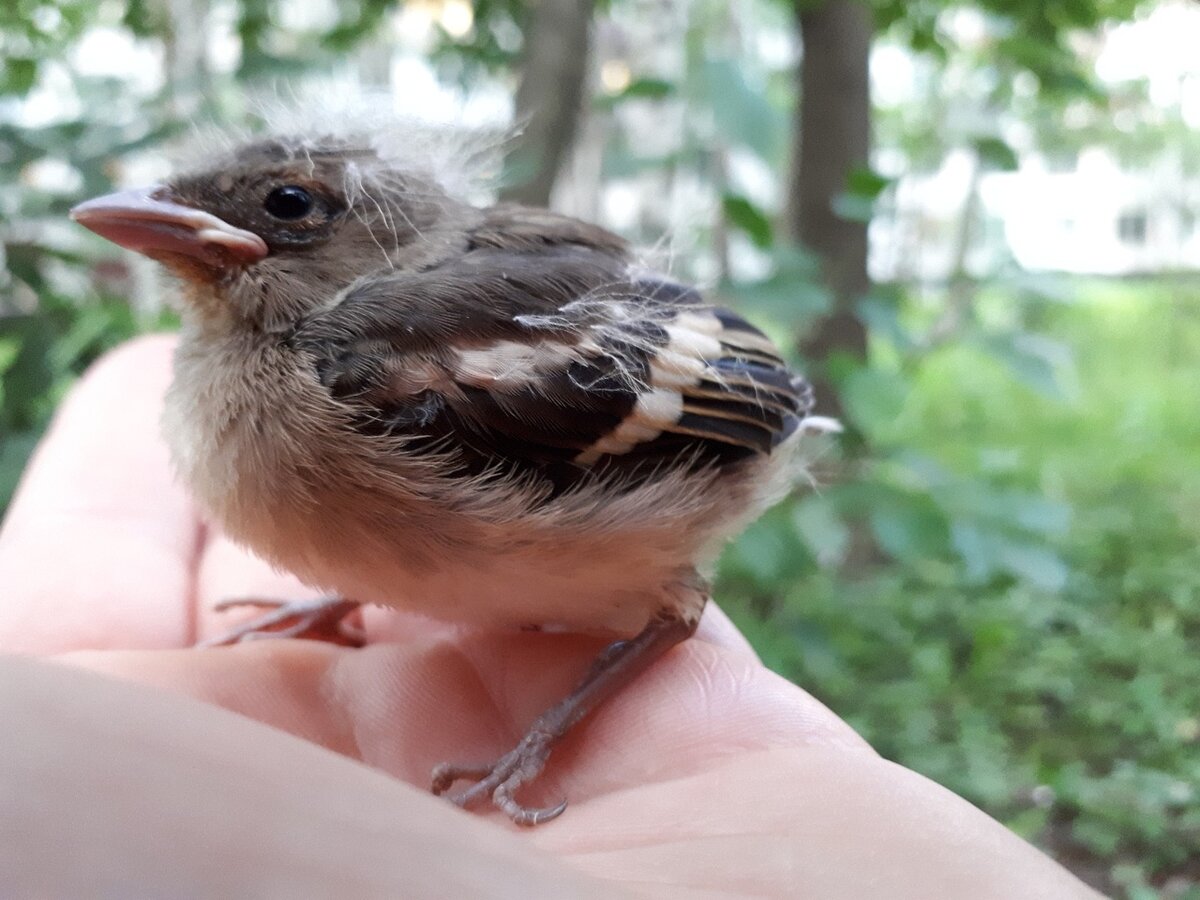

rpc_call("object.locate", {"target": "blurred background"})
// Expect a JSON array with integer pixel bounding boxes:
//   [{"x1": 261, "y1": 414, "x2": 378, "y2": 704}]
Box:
[{"x1": 1, "y1": 0, "x2": 1197, "y2": 894}]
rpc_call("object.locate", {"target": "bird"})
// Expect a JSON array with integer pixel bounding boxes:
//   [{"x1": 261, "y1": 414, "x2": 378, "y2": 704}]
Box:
[{"x1": 70, "y1": 129, "x2": 834, "y2": 826}]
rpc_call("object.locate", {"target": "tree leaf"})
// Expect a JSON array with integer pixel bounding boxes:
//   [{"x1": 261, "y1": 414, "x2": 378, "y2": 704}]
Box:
[
  {"x1": 842, "y1": 366, "x2": 909, "y2": 435},
  {"x1": 846, "y1": 167, "x2": 893, "y2": 199},
  {"x1": 793, "y1": 495, "x2": 850, "y2": 568},
  {"x1": 618, "y1": 77, "x2": 674, "y2": 100},
  {"x1": 994, "y1": 539, "x2": 1070, "y2": 592},
  {"x1": 950, "y1": 521, "x2": 997, "y2": 583},
  {"x1": 869, "y1": 494, "x2": 951, "y2": 562},
  {"x1": 722, "y1": 193, "x2": 774, "y2": 248},
  {"x1": 974, "y1": 136, "x2": 1020, "y2": 171},
  {"x1": 831, "y1": 193, "x2": 875, "y2": 223},
  {"x1": 976, "y1": 332, "x2": 1074, "y2": 400},
  {"x1": 699, "y1": 58, "x2": 785, "y2": 160},
  {"x1": 2, "y1": 58, "x2": 37, "y2": 96}
]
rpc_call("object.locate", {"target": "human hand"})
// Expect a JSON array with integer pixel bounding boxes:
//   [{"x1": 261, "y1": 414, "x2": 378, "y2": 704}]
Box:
[{"x1": 0, "y1": 337, "x2": 1099, "y2": 898}]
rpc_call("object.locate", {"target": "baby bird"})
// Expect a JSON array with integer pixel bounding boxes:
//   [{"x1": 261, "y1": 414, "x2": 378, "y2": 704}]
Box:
[{"x1": 71, "y1": 133, "x2": 827, "y2": 825}]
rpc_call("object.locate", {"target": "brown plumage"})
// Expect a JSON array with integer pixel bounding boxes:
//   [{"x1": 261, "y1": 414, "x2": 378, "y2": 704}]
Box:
[{"x1": 71, "y1": 133, "x2": 830, "y2": 825}]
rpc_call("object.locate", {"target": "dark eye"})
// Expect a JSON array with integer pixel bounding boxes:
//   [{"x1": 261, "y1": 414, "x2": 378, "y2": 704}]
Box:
[{"x1": 264, "y1": 185, "x2": 314, "y2": 220}]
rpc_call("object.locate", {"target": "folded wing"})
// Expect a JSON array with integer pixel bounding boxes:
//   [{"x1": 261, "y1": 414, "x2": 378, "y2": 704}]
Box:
[{"x1": 293, "y1": 212, "x2": 811, "y2": 491}]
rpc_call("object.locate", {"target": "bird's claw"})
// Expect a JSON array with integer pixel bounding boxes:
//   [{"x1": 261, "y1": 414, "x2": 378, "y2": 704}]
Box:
[
  {"x1": 197, "y1": 597, "x2": 365, "y2": 648},
  {"x1": 432, "y1": 730, "x2": 566, "y2": 826}
]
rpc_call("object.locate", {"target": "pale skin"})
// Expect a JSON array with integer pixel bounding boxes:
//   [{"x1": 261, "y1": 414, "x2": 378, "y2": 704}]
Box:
[{"x1": 0, "y1": 336, "x2": 1100, "y2": 898}]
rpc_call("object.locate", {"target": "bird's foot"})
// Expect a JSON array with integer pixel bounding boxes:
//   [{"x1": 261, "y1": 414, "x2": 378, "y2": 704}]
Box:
[
  {"x1": 197, "y1": 597, "x2": 365, "y2": 648},
  {"x1": 431, "y1": 611, "x2": 699, "y2": 826},
  {"x1": 432, "y1": 727, "x2": 567, "y2": 827}
]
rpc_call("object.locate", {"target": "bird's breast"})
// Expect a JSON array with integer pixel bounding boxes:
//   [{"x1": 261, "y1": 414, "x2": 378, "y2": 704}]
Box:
[{"x1": 163, "y1": 328, "x2": 345, "y2": 543}]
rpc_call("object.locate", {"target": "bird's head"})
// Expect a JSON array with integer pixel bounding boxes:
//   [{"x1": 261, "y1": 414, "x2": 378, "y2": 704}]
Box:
[{"x1": 71, "y1": 137, "x2": 470, "y2": 331}]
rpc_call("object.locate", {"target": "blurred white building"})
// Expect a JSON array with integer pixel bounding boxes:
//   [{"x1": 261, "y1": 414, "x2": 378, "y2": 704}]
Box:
[
  {"x1": 870, "y1": 0, "x2": 1200, "y2": 282},
  {"x1": 984, "y1": 149, "x2": 1200, "y2": 275}
]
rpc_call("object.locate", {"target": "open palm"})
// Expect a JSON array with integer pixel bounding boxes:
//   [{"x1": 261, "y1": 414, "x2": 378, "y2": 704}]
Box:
[{"x1": 0, "y1": 337, "x2": 1096, "y2": 898}]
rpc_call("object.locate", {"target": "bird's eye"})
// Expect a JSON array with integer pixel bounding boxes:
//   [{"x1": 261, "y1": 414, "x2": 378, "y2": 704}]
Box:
[{"x1": 263, "y1": 185, "x2": 314, "y2": 220}]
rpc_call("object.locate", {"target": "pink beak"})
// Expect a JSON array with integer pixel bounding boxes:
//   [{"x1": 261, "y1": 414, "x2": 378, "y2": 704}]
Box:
[{"x1": 70, "y1": 187, "x2": 268, "y2": 266}]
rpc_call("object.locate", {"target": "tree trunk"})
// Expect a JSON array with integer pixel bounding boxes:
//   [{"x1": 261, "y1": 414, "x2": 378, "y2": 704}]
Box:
[
  {"x1": 163, "y1": 0, "x2": 210, "y2": 116},
  {"x1": 786, "y1": 0, "x2": 872, "y2": 418},
  {"x1": 500, "y1": 0, "x2": 595, "y2": 208}
]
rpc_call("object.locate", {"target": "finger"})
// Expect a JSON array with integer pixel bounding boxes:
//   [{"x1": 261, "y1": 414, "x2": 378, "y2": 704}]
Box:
[
  {"x1": 48, "y1": 647, "x2": 1094, "y2": 899},
  {"x1": 61, "y1": 623, "x2": 870, "y2": 801},
  {"x1": 0, "y1": 335, "x2": 201, "y2": 653},
  {"x1": 535, "y1": 747, "x2": 1102, "y2": 899},
  {"x1": 525, "y1": 635, "x2": 874, "y2": 807},
  {"x1": 0, "y1": 655, "x2": 616, "y2": 900},
  {"x1": 62, "y1": 641, "x2": 364, "y2": 760},
  {"x1": 694, "y1": 601, "x2": 760, "y2": 660}
]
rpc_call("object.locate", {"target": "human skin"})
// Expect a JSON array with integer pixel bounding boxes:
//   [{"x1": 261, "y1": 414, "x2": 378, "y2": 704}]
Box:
[{"x1": 0, "y1": 336, "x2": 1100, "y2": 898}]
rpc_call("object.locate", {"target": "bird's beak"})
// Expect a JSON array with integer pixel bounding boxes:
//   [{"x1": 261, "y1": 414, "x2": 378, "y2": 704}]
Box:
[{"x1": 70, "y1": 186, "x2": 268, "y2": 266}]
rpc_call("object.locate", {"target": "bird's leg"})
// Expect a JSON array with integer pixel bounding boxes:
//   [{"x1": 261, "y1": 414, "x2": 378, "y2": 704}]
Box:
[
  {"x1": 431, "y1": 610, "x2": 699, "y2": 826},
  {"x1": 196, "y1": 597, "x2": 365, "y2": 648}
]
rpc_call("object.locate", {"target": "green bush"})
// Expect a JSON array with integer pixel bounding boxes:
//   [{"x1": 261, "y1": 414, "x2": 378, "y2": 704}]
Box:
[{"x1": 719, "y1": 278, "x2": 1200, "y2": 892}]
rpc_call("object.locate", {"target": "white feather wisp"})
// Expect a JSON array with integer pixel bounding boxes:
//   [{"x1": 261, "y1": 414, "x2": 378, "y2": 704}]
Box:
[{"x1": 170, "y1": 84, "x2": 510, "y2": 205}]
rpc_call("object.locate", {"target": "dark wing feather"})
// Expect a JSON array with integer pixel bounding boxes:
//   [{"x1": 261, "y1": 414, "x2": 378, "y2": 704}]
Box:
[
  {"x1": 470, "y1": 203, "x2": 630, "y2": 255},
  {"x1": 293, "y1": 208, "x2": 810, "y2": 492}
]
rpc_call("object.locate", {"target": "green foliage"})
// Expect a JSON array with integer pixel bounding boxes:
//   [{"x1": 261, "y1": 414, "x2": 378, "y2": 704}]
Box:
[
  {"x1": 0, "y1": 86, "x2": 179, "y2": 504},
  {"x1": 1, "y1": 0, "x2": 97, "y2": 87},
  {"x1": 719, "y1": 280, "x2": 1200, "y2": 892},
  {"x1": 0, "y1": 68, "x2": 179, "y2": 508},
  {"x1": 0, "y1": 291, "x2": 175, "y2": 509},
  {"x1": 872, "y1": 0, "x2": 1143, "y2": 100},
  {"x1": 231, "y1": 0, "x2": 396, "y2": 77}
]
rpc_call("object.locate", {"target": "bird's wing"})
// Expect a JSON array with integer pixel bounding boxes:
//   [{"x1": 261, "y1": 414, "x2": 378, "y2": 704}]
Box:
[
  {"x1": 469, "y1": 203, "x2": 631, "y2": 256},
  {"x1": 292, "y1": 225, "x2": 810, "y2": 486}
]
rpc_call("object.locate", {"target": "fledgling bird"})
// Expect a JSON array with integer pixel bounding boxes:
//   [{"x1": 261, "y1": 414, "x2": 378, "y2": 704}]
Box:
[{"x1": 71, "y1": 128, "x2": 832, "y2": 825}]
